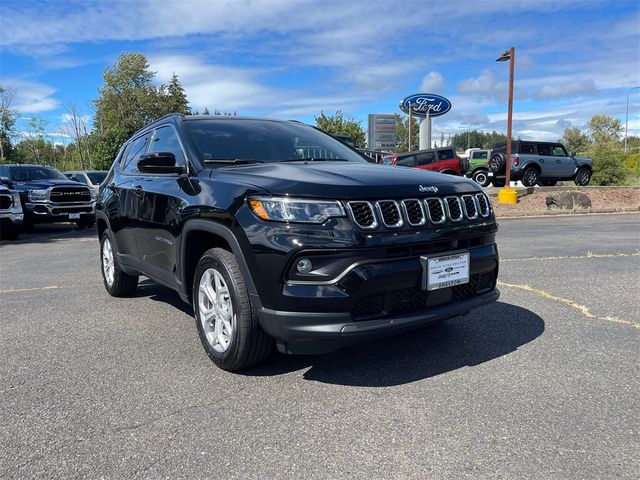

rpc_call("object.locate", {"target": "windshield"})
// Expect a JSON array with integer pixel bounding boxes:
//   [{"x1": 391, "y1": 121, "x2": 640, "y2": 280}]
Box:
[
  {"x1": 185, "y1": 119, "x2": 367, "y2": 165},
  {"x1": 87, "y1": 171, "x2": 108, "y2": 184},
  {"x1": 7, "y1": 166, "x2": 68, "y2": 181}
]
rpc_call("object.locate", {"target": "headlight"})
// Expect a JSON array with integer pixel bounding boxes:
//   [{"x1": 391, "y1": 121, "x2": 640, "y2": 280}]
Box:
[
  {"x1": 28, "y1": 189, "x2": 48, "y2": 201},
  {"x1": 248, "y1": 196, "x2": 345, "y2": 224}
]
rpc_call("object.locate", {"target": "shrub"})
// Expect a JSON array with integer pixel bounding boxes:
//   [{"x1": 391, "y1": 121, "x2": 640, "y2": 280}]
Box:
[{"x1": 589, "y1": 142, "x2": 628, "y2": 185}]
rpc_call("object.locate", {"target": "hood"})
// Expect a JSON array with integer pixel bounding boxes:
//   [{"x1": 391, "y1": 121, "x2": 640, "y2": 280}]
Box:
[
  {"x1": 9, "y1": 179, "x2": 88, "y2": 191},
  {"x1": 210, "y1": 162, "x2": 481, "y2": 199}
]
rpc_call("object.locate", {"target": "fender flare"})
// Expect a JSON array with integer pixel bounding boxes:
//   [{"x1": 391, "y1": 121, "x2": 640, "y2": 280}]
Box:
[{"x1": 180, "y1": 219, "x2": 259, "y2": 298}]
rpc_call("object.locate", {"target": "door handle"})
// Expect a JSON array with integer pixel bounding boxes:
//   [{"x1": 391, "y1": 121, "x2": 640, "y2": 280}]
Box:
[
  {"x1": 132, "y1": 185, "x2": 144, "y2": 196},
  {"x1": 556, "y1": 159, "x2": 561, "y2": 163}
]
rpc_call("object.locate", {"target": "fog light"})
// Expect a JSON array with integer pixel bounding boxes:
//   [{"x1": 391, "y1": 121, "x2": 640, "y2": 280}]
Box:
[{"x1": 296, "y1": 258, "x2": 313, "y2": 274}]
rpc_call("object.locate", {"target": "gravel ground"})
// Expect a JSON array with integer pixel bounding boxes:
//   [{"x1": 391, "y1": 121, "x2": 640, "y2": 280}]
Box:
[{"x1": 491, "y1": 186, "x2": 640, "y2": 216}]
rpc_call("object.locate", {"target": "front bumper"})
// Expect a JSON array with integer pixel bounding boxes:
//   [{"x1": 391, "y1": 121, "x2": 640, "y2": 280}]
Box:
[
  {"x1": 257, "y1": 242, "x2": 499, "y2": 354},
  {"x1": 25, "y1": 202, "x2": 95, "y2": 222}
]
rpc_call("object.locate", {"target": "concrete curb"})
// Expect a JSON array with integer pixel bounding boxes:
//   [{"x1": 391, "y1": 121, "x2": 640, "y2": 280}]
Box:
[{"x1": 496, "y1": 209, "x2": 640, "y2": 220}]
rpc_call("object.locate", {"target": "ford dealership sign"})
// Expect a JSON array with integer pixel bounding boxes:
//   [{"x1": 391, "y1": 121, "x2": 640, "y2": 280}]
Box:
[{"x1": 400, "y1": 93, "x2": 452, "y2": 118}]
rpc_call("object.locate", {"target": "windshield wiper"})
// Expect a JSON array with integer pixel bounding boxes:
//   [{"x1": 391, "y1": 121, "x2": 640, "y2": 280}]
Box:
[
  {"x1": 280, "y1": 157, "x2": 351, "y2": 163},
  {"x1": 203, "y1": 159, "x2": 264, "y2": 165}
]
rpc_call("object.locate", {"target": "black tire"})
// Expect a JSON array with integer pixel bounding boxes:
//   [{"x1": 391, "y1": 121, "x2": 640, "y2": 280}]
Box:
[
  {"x1": 537, "y1": 179, "x2": 558, "y2": 187},
  {"x1": 22, "y1": 216, "x2": 34, "y2": 233},
  {"x1": 490, "y1": 153, "x2": 505, "y2": 174},
  {"x1": 471, "y1": 169, "x2": 491, "y2": 187},
  {"x1": 574, "y1": 167, "x2": 591, "y2": 186},
  {"x1": 491, "y1": 177, "x2": 506, "y2": 188},
  {"x1": 0, "y1": 223, "x2": 21, "y2": 240},
  {"x1": 76, "y1": 219, "x2": 96, "y2": 229},
  {"x1": 522, "y1": 167, "x2": 540, "y2": 187},
  {"x1": 193, "y1": 248, "x2": 273, "y2": 371},
  {"x1": 100, "y1": 231, "x2": 138, "y2": 297}
]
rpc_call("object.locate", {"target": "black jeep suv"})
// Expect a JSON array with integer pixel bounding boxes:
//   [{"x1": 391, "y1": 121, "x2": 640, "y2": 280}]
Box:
[{"x1": 97, "y1": 114, "x2": 499, "y2": 371}]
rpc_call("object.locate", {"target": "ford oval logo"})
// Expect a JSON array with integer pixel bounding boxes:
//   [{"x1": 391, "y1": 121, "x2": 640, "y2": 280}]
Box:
[{"x1": 400, "y1": 93, "x2": 452, "y2": 118}]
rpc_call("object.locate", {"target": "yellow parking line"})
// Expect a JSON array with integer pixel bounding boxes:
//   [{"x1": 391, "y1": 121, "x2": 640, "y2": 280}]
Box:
[
  {"x1": 0, "y1": 284, "x2": 102, "y2": 294},
  {"x1": 497, "y1": 281, "x2": 640, "y2": 331},
  {"x1": 501, "y1": 251, "x2": 640, "y2": 263}
]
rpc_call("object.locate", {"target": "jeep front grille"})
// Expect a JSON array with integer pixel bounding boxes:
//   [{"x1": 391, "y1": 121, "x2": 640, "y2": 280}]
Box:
[
  {"x1": 347, "y1": 201, "x2": 377, "y2": 229},
  {"x1": 425, "y1": 198, "x2": 446, "y2": 224},
  {"x1": 376, "y1": 200, "x2": 403, "y2": 228},
  {"x1": 346, "y1": 194, "x2": 491, "y2": 230},
  {"x1": 49, "y1": 186, "x2": 92, "y2": 203},
  {"x1": 476, "y1": 193, "x2": 490, "y2": 217},
  {"x1": 401, "y1": 199, "x2": 426, "y2": 226},
  {"x1": 462, "y1": 195, "x2": 478, "y2": 219}
]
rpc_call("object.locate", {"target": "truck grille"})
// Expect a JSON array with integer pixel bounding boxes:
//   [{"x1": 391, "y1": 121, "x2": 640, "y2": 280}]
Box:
[
  {"x1": 49, "y1": 186, "x2": 92, "y2": 203},
  {"x1": 0, "y1": 194, "x2": 12, "y2": 210},
  {"x1": 347, "y1": 193, "x2": 491, "y2": 230}
]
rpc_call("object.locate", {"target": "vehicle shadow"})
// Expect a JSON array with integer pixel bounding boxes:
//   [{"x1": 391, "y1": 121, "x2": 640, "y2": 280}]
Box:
[
  {"x1": 0, "y1": 223, "x2": 97, "y2": 246},
  {"x1": 136, "y1": 280, "x2": 194, "y2": 316},
  {"x1": 243, "y1": 302, "x2": 544, "y2": 387}
]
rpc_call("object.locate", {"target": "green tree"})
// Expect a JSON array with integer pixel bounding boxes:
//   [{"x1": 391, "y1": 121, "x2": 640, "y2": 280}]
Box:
[
  {"x1": 91, "y1": 53, "x2": 191, "y2": 169},
  {"x1": 450, "y1": 130, "x2": 507, "y2": 151},
  {"x1": 0, "y1": 85, "x2": 19, "y2": 161},
  {"x1": 394, "y1": 114, "x2": 419, "y2": 152},
  {"x1": 559, "y1": 127, "x2": 592, "y2": 155},
  {"x1": 588, "y1": 114, "x2": 623, "y2": 144},
  {"x1": 161, "y1": 73, "x2": 190, "y2": 115},
  {"x1": 314, "y1": 110, "x2": 366, "y2": 148}
]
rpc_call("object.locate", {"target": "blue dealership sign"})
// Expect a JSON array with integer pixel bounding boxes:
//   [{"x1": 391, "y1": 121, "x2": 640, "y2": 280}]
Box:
[{"x1": 400, "y1": 93, "x2": 452, "y2": 118}]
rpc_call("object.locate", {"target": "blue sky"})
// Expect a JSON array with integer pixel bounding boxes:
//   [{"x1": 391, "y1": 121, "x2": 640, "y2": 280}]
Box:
[{"x1": 1, "y1": 0, "x2": 639, "y2": 146}]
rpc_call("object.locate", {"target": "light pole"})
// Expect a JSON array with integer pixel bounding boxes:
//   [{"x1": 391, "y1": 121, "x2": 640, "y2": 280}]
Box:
[
  {"x1": 625, "y1": 86, "x2": 640, "y2": 152},
  {"x1": 496, "y1": 47, "x2": 517, "y2": 204}
]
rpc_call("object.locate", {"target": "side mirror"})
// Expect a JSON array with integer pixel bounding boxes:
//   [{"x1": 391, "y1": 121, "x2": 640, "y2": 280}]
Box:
[
  {"x1": 571, "y1": 151, "x2": 577, "y2": 157},
  {"x1": 0, "y1": 176, "x2": 12, "y2": 186},
  {"x1": 137, "y1": 152, "x2": 186, "y2": 175}
]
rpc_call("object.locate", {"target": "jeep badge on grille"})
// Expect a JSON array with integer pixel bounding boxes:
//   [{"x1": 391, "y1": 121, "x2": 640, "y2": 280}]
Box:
[{"x1": 419, "y1": 185, "x2": 438, "y2": 193}]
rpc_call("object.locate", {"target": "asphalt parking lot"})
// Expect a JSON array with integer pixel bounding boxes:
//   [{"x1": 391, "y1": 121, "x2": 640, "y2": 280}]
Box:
[{"x1": 1, "y1": 214, "x2": 638, "y2": 479}]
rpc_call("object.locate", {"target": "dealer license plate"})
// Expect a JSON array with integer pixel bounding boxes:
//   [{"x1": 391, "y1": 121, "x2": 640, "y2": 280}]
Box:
[
  {"x1": 69, "y1": 213, "x2": 80, "y2": 219},
  {"x1": 421, "y1": 252, "x2": 470, "y2": 291}
]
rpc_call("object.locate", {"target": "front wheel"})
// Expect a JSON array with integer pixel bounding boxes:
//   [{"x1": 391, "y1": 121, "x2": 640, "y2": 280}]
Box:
[
  {"x1": 574, "y1": 167, "x2": 591, "y2": 186},
  {"x1": 0, "y1": 223, "x2": 21, "y2": 240},
  {"x1": 100, "y1": 232, "x2": 138, "y2": 297},
  {"x1": 471, "y1": 169, "x2": 491, "y2": 187},
  {"x1": 193, "y1": 248, "x2": 273, "y2": 371},
  {"x1": 522, "y1": 167, "x2": 540, "y2": 187}
]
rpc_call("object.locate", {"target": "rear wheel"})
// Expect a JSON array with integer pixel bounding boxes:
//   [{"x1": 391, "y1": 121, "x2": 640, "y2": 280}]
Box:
[
  {"x1": 522, "y1": 167, "x2": 540, "y2": 187},
  {"x1": 574, "y1": 167, "x2": 591, "y2": 186},
  {"x1": 491, "y1": 177, "x2": 506, "y2": 188},
  {"x1": 193, "y1": 248, "x2": 273, "y2": 371},
  {"x1": 100, "y1": 231, "x2": 138, "y2": 297},
  {"x1": 471, "y1": 169, "x2": 491, "y2": 187}
]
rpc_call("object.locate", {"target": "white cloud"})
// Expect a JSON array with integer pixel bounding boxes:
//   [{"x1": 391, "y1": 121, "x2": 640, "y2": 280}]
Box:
[
  {"x1": 420, "y1": 72, "x2": 445, "y2": 93},
  {"x1": 535, "y1": 78, "x2": 598, "y2": 100},
  {"x1": 457, "y1": 70, "x2": 506, "y2": 100},
  {"x1": 1, "y1": 78, "x2": 59, "y2": 113}
]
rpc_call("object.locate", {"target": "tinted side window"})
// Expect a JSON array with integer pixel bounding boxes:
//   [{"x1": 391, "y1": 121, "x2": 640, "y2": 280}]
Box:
[
  {"x1": 437, "y1": 149, "x2": 455, "y2": 160},
  {"x1": 552, "y1": 144, "x2": 567, "y2": 156},
  {"x1": 122, "y1": 134, "x2": 151, "y2": 175},
  {"x1": 520, "y1": 143, "x2": 536, "y2": 154},
  {"x1": 472, "y1": 151, "x2": 488, "y2": 160},
  {"x1": 537, "y1": 144, "x2": 552, "y2": 156},
  {"x1": 396, "y1": 155, "x2": 415, "y2": 167},
  {"x1": 149, "y1": 126, "x2": 184, "y2": 163},
  {"x1": 73, "y1": 174, "x2": 88, "y2": 184},
  {"x1": 415, "y1": 152, "x2": 435, "y2": 166}
]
